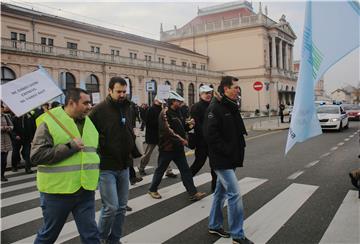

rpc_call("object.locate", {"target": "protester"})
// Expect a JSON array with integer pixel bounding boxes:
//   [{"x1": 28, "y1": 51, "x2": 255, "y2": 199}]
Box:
[
  {"x1": 31, "y1": 88, "x2": 100, "y2": 243},
  {"x1": 189, "y1": 85, "x2": 217, "y2": 192},
  {"x1": 11, "y1": 112, "x2": 36, "y2": 173},
  {"x1": 138, "y1": 96, "x2": 176, "y2": 178},
  {"x1": 204, "y1": 76, "x2": 253, "y2": 244},
  {"x1": 89, "y1": 77, "x2": 135, "y2": 244},
  {"x1": 148, "y1": 90, "x2": 206, "y2": 201},
  {"x1": 279, "y1": 103, "x2": 285, "y2": 123},
  {"x1": 1, "y1": 102, "x2": 14, "y2": 182}
]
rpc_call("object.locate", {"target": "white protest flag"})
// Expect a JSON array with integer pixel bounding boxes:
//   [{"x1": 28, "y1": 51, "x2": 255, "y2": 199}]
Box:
[
  {"x1": 1, "y1": 67, "x2": 63, "y2": 117},
  {"x1": 285, "y1": 1, "x2": 360, "y2": 154}
]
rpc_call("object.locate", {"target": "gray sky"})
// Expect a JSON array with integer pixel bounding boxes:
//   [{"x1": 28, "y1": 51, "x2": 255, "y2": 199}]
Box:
[{"x1": 3, "y1": 0, "x2": 359, "y2": 93}]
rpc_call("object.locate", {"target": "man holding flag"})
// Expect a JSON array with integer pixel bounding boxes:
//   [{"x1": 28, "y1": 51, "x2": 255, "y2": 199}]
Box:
[{"x1": 286, "y1": 1, "x2": 359, "y2": 154}]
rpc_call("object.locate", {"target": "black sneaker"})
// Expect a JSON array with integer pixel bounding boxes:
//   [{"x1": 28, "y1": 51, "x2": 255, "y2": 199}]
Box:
[
  {"x1": 1, "y1": 177, "x2": 8, "y2": 182},
  {"x1": 232, "y1": 237, "x2": 254, "y2": 244},
  {"x1": 208, "y1": 228, "x2": 230, "y2": 238},
  {"x1": 126, "y1": 205, "x2": 132, "y2": 211}
]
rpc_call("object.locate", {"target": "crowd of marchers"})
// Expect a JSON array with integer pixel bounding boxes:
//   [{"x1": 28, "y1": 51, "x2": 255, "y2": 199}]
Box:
[{"x1": 1, "y1": 76, "x2": 254, "y2": 244}]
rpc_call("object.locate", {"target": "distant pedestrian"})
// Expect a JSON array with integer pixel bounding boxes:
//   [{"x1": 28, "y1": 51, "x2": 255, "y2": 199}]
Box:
[
  {"x1": 279, "y1": 103, "x2": 285, "y2": 123},
  {"x1": 31, "y1": 88, "x2": 100, "y2": 243},
  {"x1": 89, "y1": 77, "x2": 135, "y2": 243},
  {"x1": 1, "y1": 102, "x2": 14, "y2": 182},
  {"x1": 129, "y1": 100, "x2": 143, "y2": 185},
  {"x1": 189, "y1": 85, "x2": 217, "y2": 192},
  {"x1": 204, "y1": 76, "x2": 253, "y2": 244},
  {"x1": 138, "y1": 96, "x2": 176, "y2": 177},
  {"x1": 148, "y1": 90, "x2": 206, "y2": 201}
]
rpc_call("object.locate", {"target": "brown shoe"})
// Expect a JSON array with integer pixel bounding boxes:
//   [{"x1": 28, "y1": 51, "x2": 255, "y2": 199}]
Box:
[
  {"x1": 189, "y1": 192, "x2": 206, "y2": 201},
  {"x1": 148, "y1": 191, "x2": 162, "y2": 199}
]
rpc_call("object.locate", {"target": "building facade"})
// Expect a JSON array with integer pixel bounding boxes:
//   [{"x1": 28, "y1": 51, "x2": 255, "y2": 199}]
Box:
[
  {"x1": 1, "y1": 3, "x2": 222, "y2": 107},
  {"x1": 161, "y1": 1, "x2": 297, "y2": 112}
]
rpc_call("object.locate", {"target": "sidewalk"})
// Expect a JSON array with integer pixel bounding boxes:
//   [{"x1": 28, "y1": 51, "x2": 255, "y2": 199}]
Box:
[{"x1": 252, "y1": 119, "x2": 290, "y2": 131}]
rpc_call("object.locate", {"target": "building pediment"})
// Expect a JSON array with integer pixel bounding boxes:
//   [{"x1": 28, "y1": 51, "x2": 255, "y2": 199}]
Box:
[{"x1": 273, "y1": 15, "x2": 297, "y2": 39}]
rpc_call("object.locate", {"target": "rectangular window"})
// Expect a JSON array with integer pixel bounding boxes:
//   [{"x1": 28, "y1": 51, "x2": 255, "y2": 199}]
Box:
[
  {"x1": 91, "y1": 46, "x2": 95, "y2": 52},
  {"x1": 116, "y1": 50, "x2": 120, "y2": 56},
  {"x1": 130, "y1": 52, "x2": 137, "y2": 59},
  {"x1": 201, "y1": 64, "x2": 206, "y2": 70},
  {"x1": 95, "y1": 47, "x2": 100, "y2": 53},
  {"x1": 182, "y1": 62, "x2": 187, "y2": 67},
  {"x1": 130, "y1": 52, "x2": 133, "y2": 59},
  {"x1": 145, "y1": 55, "x2": 152, "y2": 61},
  {"x1": 171, "y1": 60, "x2": 176, "y2": 65},
  {"x1": 19, "y1": 33, "x2": 26, "y2": 42},
  {"x1": 158, "y1": 57, "x2": 164, "y2": 63},
  {"x1": 11, "y1": 32, "x2": 17, "y2": 40},
  {"x1": 192, "y1": 64, "x2": 196, "y2": 69},
  {"x1": 41, "y1": 37, "x2": 47, "y2": 45},
  {"x1": 111, "y1": 49, "x2": 115, "y2": 55},
  {"x1": 67, "y1": 42, "x2": 77, "y2": 49},
  {"x1": 48, "y1": 38, "x2": 54, "y2": 46},
  {"x1": 134, "y1": 53, "x2": 137, "y2": 59},
  {"x1": 144, "y1": 55, "x2": 148, "y2": 60}
]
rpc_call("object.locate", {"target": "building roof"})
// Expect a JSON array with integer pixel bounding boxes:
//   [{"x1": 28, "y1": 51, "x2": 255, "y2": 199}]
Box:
[{"x1": 1, "y1": 3, "x2": 207, "y2": 58}]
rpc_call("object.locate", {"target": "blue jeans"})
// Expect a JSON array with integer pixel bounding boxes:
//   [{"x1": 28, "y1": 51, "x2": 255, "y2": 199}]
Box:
[
  {"x1": 209, "y1": 169, "x2": 244, "y2": 239},
  {"x1": 149, "y1": 150, "x2": 197, "y2": 195},
  {"x1": 35, "y1": 190, "x2": 99, "y2": 244},
  {"x1": 98, "y1": 169, "x2": 129, "y2": 244}
]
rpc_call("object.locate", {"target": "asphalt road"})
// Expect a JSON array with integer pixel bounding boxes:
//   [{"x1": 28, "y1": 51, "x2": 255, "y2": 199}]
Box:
[{"x1": 1, "y1": 121, "x2": 359, "y2": 244}]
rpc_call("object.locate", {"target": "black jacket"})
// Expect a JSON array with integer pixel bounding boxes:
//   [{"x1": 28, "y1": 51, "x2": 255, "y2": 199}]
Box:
[
  {"x1": 204, "y1": 94, "x2": 247, "y2": 170},
  {"x1": 190, "y1": 99, "x2": 210, "y2": 148},
  {"x1": 158, "y1": 107, "x2": 189, "y2": 152},
  {"x1": 12, "y1": 113, "x2": 36, "y2": 142},
  {"x1": 89, "y1": 96, "x2": 135, "y2": 170},
  {"x1": 145, "y1": 104, "x2": 162, "y2": 144}
]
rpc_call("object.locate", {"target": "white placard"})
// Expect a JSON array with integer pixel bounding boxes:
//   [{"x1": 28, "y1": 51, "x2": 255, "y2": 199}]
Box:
[
  {"x1": 1, "y1": 68, "x2": 63, "y2": 117},
  {"x1": 131, "y1": 95, "x2": 139, "y2": 105},
  {"x1": 146, "y1": 81, "x2": 155, "y2": 92},
  {"x1": 124, "y1": 78, "x2": 131, "y2": 94},
  {"x1": 91, "y1": 92, "x2": 101, "y2": 104},
  {"x1": 157, "y1": 85, "x2": 170, "y2": 101}
]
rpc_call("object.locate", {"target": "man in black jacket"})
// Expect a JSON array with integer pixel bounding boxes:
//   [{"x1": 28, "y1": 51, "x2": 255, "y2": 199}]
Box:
[
  {"x1": 148, "y1": 91, "x2": 206, "y2": 201},
  {"x1": 89, "y1": 77, "x2": 135, "y2": 244},
  {"x1": 189, "y1": 85, "x2": 217, "y2": 192},
  {"x1": 205, "y1": 76, "x2": 253, "y2": 244}
]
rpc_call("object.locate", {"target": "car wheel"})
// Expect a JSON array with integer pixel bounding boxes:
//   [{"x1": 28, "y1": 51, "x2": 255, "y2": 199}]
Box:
[{"x1": 338, "y1": 122, "x2": 343, "y2": 132}]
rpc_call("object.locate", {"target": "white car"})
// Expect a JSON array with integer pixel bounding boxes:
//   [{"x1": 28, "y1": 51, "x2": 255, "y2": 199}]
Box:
[{"x1": 317, "y1": 105, "x2": 349, "y2": 131}]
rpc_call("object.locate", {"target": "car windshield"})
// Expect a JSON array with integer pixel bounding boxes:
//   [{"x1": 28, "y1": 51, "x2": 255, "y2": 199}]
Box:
[{"x1": 317, "y1": 106, "x2": 339, "y2": 114}]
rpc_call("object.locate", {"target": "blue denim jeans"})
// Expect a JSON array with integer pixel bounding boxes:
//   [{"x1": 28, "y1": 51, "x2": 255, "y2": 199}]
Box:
[
  {"x1": 35, "y1": 190, "x2": 99, "y2": 244},
  {"x1": 98, "y1": 168, "x2": 129, "y2": 244},
  {"x1": 208, "y1": 169, "x2": 244, "y2": 239},
  {"x1": 149, "y1": 150, "x2": 197, "y2": 195}
]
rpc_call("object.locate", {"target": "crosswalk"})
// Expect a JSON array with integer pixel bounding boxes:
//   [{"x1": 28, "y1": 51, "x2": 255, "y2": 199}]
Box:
[{"x1": 1, "y1": 167, "x2": 359, "y2": 244}]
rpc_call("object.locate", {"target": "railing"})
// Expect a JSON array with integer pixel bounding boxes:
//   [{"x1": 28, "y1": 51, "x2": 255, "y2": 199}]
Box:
[
  {"x1": 161, "y1": 14, "x2": 277, "y2": 41},
  {"x1": 1, "y1": 38, "x2": 223, "y2": 77}
]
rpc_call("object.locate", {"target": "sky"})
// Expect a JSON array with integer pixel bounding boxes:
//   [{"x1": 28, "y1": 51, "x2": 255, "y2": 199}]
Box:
[{"x1": 2, "y1": 0, "x2": 359, "y2": 94}]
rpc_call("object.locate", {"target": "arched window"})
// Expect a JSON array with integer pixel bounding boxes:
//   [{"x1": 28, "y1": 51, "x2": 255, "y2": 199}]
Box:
[
  {"x1": 124, "y1": 77, "x2": 133, "y2": 100},
  {"x1": 199, "y1": 83, "x2": 204, "y2": 88},
  {"x1": 86, "y1": 74, "x2": 100, "y2": 94},
  {"x1": 188, "y1": 83, "x2": 195, "y2": 107},
  {"x1": 165, "y1": 80, "x2": 171, "y2": 86},
  {"x1": 147, "y1": 79, "x2": 157, "y2": 105},
  {"x1": 176, "y1": 82, "x2": 184, "y2": 97},
  {"x1": 1, "y1": 67, "x2": 16, "y2": 84}
]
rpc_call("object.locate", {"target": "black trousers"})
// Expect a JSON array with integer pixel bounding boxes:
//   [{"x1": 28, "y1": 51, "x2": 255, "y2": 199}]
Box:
[
  {"x1": 1, "y1": 152, "x2": 9, "y2": 177},
  {"x1": 190, "y1": 145, "x2": 217, "y2": 192},
  {"x1": 11, "y1": 139, "x2": 32, "y2": 171}
]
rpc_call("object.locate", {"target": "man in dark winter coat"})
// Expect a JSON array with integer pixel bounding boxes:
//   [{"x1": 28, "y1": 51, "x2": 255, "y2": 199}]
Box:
[
  {"x1": 189, "y1": 85, "x2": 217, "y2": 192},
  {"x1": 148, "y1": 90, "x2": 206, "y2": 201},
  {"x1": 204, "y1": 76, "x2": 253, "y2": 244}
]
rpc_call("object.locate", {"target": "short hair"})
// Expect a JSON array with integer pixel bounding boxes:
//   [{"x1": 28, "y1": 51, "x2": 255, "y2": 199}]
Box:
[
  {"x1": 108, "y1": 77, "x2": 127, "y2": 90},
  {"x1": 218, "y1": 76, "x2": 239, "y2": 94},
  {"x1": 64, "y1": 88, "x2": 89, "y2": 106}
]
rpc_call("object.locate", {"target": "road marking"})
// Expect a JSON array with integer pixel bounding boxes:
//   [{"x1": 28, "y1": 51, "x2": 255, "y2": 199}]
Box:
[
  {"x1": 305, "y1": 160, "x2": 320, "y2": 168},
  {"x1": 344, "y1": 138, "x2": 350, "y2": 142},
  {"x1": 330, "y1": 146, "x2": 338, "y2": 151},
  {"x1": 1, "y1": 166, "x2": 159, "y2": 208},
  {"x1": 287, "y1": 170, "x2": 305, "y2": 180},
  {"x1": 320, "y1": 152, "x2": 331, "y2": 158},
  {"x1": 184, "y1": 131, "x2": 282, "y2": 157},
  {"x1": 1, "y1": 172, "x2": 35, "y2": 183},
  {"x1": 122, "y1": 177, "x2": 267, "y2": 244},
  {"x1": 215, "y1": 183, "x2": 318, "y2": 244},
  {"x1": 319, "y1": 191, "x2": 360, "y2": 244},
  {"x1": 337, "y1": 142, "x2": 344, "y2": 146},
  {"x1": 2, "y1": 167, "x2": 159, "y2": 231},
  {"x1": 15, "y1": 173, "x2": 212, "y2": 243},
  {"x1": 349, "y1": 135, "x2": 354, "y2": 138}
]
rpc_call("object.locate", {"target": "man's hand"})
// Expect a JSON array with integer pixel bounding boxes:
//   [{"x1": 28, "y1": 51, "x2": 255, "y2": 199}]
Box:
[
  {"x1": 181, "y1": 139, "x2": 188, "y2": 146},
  {"x1": 73, "y1": 138, "x2": 84, "y2": 150}
]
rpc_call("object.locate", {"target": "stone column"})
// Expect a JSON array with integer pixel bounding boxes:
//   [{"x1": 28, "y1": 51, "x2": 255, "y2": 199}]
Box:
[
  {"x1": 284, "y1": 42, "x2": 289, "y2": 71},
  {"x1": 265, "y1": 37, "x2": 270, "y2": 68},
  {"x1": 271, "y1": 35, "x2": 277, "y2": 68},
  {"x1": 278, "y1": 39, "x2": 283, "y2": 70},
  {"x1": 289, "y1": 46, "x2": 294, "y2": 72}
]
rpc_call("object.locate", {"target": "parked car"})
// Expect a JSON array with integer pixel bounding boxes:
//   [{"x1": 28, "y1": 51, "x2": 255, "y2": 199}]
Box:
[
  {"x1": 317, "y1": 105, "x2": 349, "y2": 131},
  {"x1": 342, "y1": 104, "x2": 360, "y2": 121}
]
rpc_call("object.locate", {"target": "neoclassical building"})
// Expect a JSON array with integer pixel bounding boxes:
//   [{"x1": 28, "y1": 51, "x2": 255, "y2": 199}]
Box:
[
  {"x1": 161, "y1": 1, "x2": 297, "y2": 111},
  {"x1": 1, "y1": 1, "x2": 297, "y2": 112}
]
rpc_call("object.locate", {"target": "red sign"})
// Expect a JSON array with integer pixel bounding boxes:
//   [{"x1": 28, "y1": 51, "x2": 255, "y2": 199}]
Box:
[{"x1": 253, "y1": 81, "x2": 263, "y2": 91}]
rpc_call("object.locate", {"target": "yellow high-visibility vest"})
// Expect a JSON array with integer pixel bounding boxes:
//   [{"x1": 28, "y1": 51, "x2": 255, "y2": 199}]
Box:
[{"x1": 36, "y1": 107, "x2": 100, "y2": 194}]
